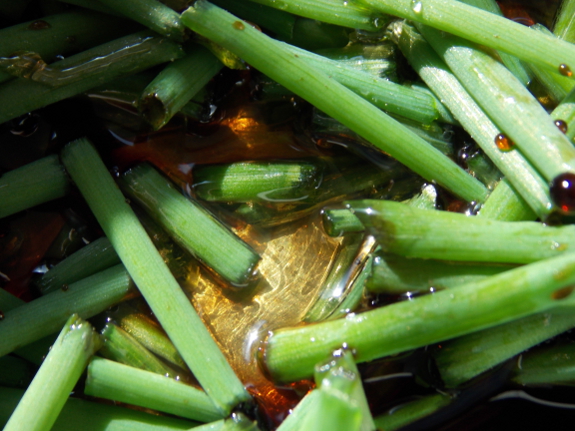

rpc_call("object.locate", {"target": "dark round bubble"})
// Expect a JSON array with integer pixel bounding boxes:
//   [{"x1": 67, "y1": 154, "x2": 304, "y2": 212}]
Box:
[{"x1": 550, "y1": 172, "x2": 575, "y2": 213}]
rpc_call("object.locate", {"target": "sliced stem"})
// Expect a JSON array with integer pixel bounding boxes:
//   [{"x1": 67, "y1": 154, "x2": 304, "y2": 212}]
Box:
[
  {"x1": 373, "y1": 393, "x2": 451, "y2": 431},
  {"x1": 434, "y1": 309, "x2": 575, "y2": 387},
  {"x1": 35, "y1": 236, "x2": 121, "y2": 294},
  {"x1": 0, "y1": 264, "x2": 133, "y2": 358},
  {"x1": 347, "y1": 200, "x2": 575, "y2": 264},
  {"x1": 120, "y1": 163, "x2": 260, "y2": 287},
  {"x1": 181, "y1": 2, "x2": 489, "y2": 203},
  {"x1": 0, "y1": 155, "x2": 70, "y2": 219},
  {"x1": 3, "y1": 315, "x2": 102, "y2": 431},
  {"x1": 139, "y1": 44, "x2": 222, "y2": 130},
  {"x1": 85, "y1": 357, "x2": 222, "y2": 422},
  {"x1": 263, "y1": 251, "x2": 575, "y2": 382},
  {"x1": 512, "y1": 341, "x2": 575, "y2": 386},
  {"x1": 322, "y1": 208, "x2": 364, "y2": 237},
  {"x1": 61, "y1": 138, "x2": 250, "y2": 414}
]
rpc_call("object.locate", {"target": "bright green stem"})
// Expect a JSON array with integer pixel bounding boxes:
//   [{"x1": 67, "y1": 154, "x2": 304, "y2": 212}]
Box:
[
  {"x1": 193, "y1": 160, "x2": 321, "y2": 203},
  {"x1": 365, "y1": 253, "x2": 512, "y2": 294},
  {"x1": 551, "y1": 86, "x2": 575, "y2": 144},
  {"x1": 100, "y1": 324, "x2": 179, "y2": 378},
  {"x1": 119, "y1": 313, "x2": 187, "y2": 370},
  {"x1": 0, "y1": 10, "x2": 140, "y2": 84},
  {"x1": 553, "y1": 0, "x2": 575, "y2": 43},
  {"x1": 0, "y1": 31, "x2": 184, "y2": 124},
  {"x1": 61, "y1": 138, "x2": 250, "y2": 414},
  {"x1": 0, "y1": 155, "x2": 70, "y2": 219},
  {"x1": 373, "y1": 393, "x2": 451, "y2": 431},
  {"x1": 3, "y1": 315, "x2": 102, "y2": 431},
  {"x1": 347, "y1": 200, "x2": 575, "y2": 264},
  {"x1": 458, "y1": 0, "x2": 531, "y2": 85},
  {"x1": 86, "y1": 357, "x2": 222, "y2": 422},
  {"x1": 120, "y1": 163, "x2": 260, "y2": 287},
  {"x1": 417, "y1": 23, "x2": 575, "y2": 183},
  {"x1": 0, "y1": 386, "x2": 201, "y2": 431},
  {"x1": 0, "y1": 356, "x2": 35, "y2": 389},
  {"x1": 512, "y1": 341, "x2": 575, "y2": 386},
  {"x1": 246, "y1": 0, "x2": 388, "y2": 31},
  {"x1": 435, "y1": 309, "x2": 575, "y2": 387},
  {"x1": 0, "y1": 264, "x2": 133, "y2": 358},
  {"x1": 97, "y1": 0, "x2": 186, "y2": 41},
  {"x1": 181, "y1": 2, "x2": 488, "y2": 203},
  {"x1": 359, "y1": 0, "x2": 575, "y2": 76},
  {"x1": 263, "y1": 251, "x2": 575, "y2": 382},
  {"x1": 139, "y1": 45, "x2": 222, "y2": 130},
  {"x1": 397, "y1": 23, "x2": 552, "y2": 217},
  {"x1": 477, "y1": 179, "x2": 537, "y2": 222},
  {"x1": 35, "y1": 237, "x2": 121, "y2": 294},
  {"x1": 322, "y1": 208, "x2": 364, "y2": 237}
]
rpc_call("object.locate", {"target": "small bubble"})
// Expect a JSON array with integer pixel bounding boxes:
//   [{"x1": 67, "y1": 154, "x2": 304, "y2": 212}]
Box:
[
  {"x1": 411, "y1": 0, "x2": 423, "y2": 14},
  {"x1": 61, "y1": 284, "x2": 69, "y2": 292},
  {"x1": 0, "y1": 310, "x2": 4, "y2": 320},
  {"x1": 10, "y1": 113, "x2": 40, "y2": 137},
  {"x1": 494, "y1": 133, "x2": 514, "y2": 151},
  {"x1": 28, "y1": 20, "x2": 51, "y2": 30},
  {"x1": 233, "y1": 21, "x2": 245, "y2": 30},
  {"x1": 550, "y1": 172, "x2": 575, "y2": 213},
  {"x1": 559, "y1": 64, "x2": 573, "y2": 77},
  {"x1": 555, "y1": 119, "x2": 568, "y2": 134}
]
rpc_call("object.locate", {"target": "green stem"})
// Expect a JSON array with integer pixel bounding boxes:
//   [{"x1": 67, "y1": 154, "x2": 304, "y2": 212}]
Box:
[
  {"x1": 263, "y1": 251, "x2": 575, "y2": 382},
  {"x1": 373, "y1": 393, "x2": 451, "y2": 431},
  {"x1": 61, "y1": 138, "x2": 250, "y2": 414},
  {"x1": 85, "y1": 357, "x2": 223, "y2": 422},
  {"x1": 3, "y1": 315, "x2": 102, "y2": 431},
  {"x1": 347, "y1": 199, "x2": 575, "y2": 264},
  {"x1": 0, "y1": 356, "x2": 35, "y2": 389},
  {"x1": 0, "y1": 31, "x2": 184, "y2": 124},
  {"x1": 551, "y1": 86, "x2": 575, "y2": 145},
  {"x1": 120, "y1": 163, "x2": 260, "y2": 287},
  {"x1": 553, "y1": 0, "x2": 575, "y2": 43},
  {"x1": 477, "y1": 178, "x2": 537, "y2": 222},
  {"x1": 139, "y1": 45, "x2": 222, "y2": 130},
  {"x1": 181, "y1": 2, "x2": 489, "y2": 203},
  {"x1": 97, "y1": 0, "x2": 186, "y2": 41},
  {"x1": 512, "y1": 341, "x2": 575, "y2": 386},
  {"x1": 0, "y1": 155, "x2": 70, "y2": 219},
  {"x1": 0, "y1": 264, "x2": 133, "y2": 358},
  {"x1": 322, "y1": 208, "x2": 364, "y2": 237}
]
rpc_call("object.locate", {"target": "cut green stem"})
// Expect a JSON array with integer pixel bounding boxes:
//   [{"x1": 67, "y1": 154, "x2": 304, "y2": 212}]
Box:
[
  {"x1": 61, "y1": 138, "x2": 250, "y2": 414},
  {"x1": 3, "y1": 315, "x2": 102, "y2": 431},
  {"x1": 373, "y1": 393, "x2": 451, "y2": 431},
  {"x1": 477, "y1": 178, "x2": 536, "y2": 222}
]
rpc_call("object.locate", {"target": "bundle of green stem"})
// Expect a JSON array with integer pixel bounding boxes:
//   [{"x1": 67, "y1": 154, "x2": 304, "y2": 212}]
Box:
[{"x1": 4, "y1": 0, "x2": 575, "y2": 429}]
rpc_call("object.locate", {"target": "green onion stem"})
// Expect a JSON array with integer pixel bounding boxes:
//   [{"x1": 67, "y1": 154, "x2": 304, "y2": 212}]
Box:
[
  {"x1": 0, "y1": 356, "x2": 35, "y2": 389},
  {"x1": 100, "y1": 323, "x2": 180, "y2": 378},
  {"x1": 553, "y1": 0, "x2": 575, "y2": 43},
  {"x1": 97, "y1": 0, "x2": 186, "y2": 41},
  {"x1": 58, "y1": 0, "x2": 120, "y2": 16},
  {"x1": 245, "y1": 0, "x2": 388, "y2": 31},
  {"x1": 35, "y1": 237, "x2": 121, "y2": 294},
  {"x1": 61, "y1": 138, "x2": 250, "y2": 414},
  {"x1": 0, "y1": 386, "x2": 202, "y2": 431},
  {"x1": 0, "y1": 264, "x2": 133, "y2": 358},
  {"x1": 120, "y1": 163, "x2": 260, "y2": 287},
  {"x1": 396, "y1": 23, "x2": 552, "y2": 218},
  {"x1": 0, "y1": 155, "x2": 70, "y2": 219},
  {"x1": 181, "y1": 2, "x2": 489, "y2": 203},
  {"x1": 512, "y1": 341, "x2": 575, "y2": 386},
  {"x1": 0, "y1": 10, "x2": 140, "y2": 84},
  {"x1": 85, "y1": 357, "x2": 223, "y2": 423},
  {"x1": 0, "y1": 289, "x2": 23, "y2": 312},
  {"x1": 416, "y1": 23, "x2": 575, "y2": 183},
  {"x1": 551, "y1": 86, "x2": 575, "y2": 144},
  {"x1": 0, "y1": 31, "x2": 184, "y2": 124},
  {"x1": 373, "y1": 394, "x2": 452, "y2": 431},
  {"x1": 3, "y1": 315, "x2": 102, "y2": 431},
  {"x1": 322, "y1": 208, "x2": 364, "y2": 237},
  {"x1": 139, "y1": 44, "x2": 222, "y2": 130},
  {"x1": 263, "y1": 251, "x2": 575, "y2": 382},
  {"x1": 434, "y1": 309, "x2": 575, "y2": 388},
  {"x1": 477, "y1": 178, "x2": 537, "y2": 222}
]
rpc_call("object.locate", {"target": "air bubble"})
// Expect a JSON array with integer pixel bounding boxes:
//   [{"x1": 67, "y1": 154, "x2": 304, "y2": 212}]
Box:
[
  {"x1": 559, "y1": 64, "x2": 573, "y2": 77},
  {"x1": 411, "y1": 0, "x2": 423, "y2": 14}
]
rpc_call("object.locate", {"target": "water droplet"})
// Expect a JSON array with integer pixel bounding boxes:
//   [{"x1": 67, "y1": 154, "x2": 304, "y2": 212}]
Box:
[
  {"x1": 233, "y1": 21, "x2": 245, "y2": 30},
  {"x1": 10, "y1": 113, "x2": 40, "y2": 137},
  {"x1": 555, "y1": 119, "x2": 568, "y2": 134},
  {"x1": 411, "y1": 0, "x2": 423, "y2": 14},
  {"x1": 559, "y1": 64, "x2": 573, "y2": 77},
  {"x1": 0, "y1": 310, "x2": 4, "y2": 320},
  {"x1": 61, "y1": 284, "x2": 69, "y2": 292},
  {"x1": 494, "y1": 133, "x2": 514, "y2": 151},
  {"x1": 28, "y1": 20, "x2": 51, "y2": 30},
  {"x1": 550, "y1": 172, "x2": 575, "y2": 213}
]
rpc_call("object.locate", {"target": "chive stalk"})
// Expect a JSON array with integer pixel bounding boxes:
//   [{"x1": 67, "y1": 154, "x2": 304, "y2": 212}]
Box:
[
  {"x1": 0, "y1": 264, "x2": 133, "y2": 358},
  {"x1": 477, "y1": 178, "x2": 537, "y2": 222},
  {"x1": 263, "y1": 251, "x2": 575, "y2": 382},
  {"x1": 181, "y1": 2, "x2": 489, "y2": 203},
  {"x1": 35, "y1": 237, "x2": 121, "y2": 294},
  {"x1": 551, "y1": 86, "x2": 575, "y2": 144},
  {"x1": 0, "y1": 155, "x2": 70, "y2": 219},
  {"x1": 85, "y1": 357, "x2": 223, "y2": 422},
  {"x1": 3, "y1": 315, "x2": 102, "y2": 431},
  {"x1": 322, "y1": 208, "x2": 364, "y2": 237},
  {"x1": 139, "y1": 44, "x2": 222, "y2": 130},
  {"x1": 120, "y1": 163, "x2": 260, "y2": 287},
  {"x1": 373, "y1": 393, "x2": 451, "y2": 431},
  {"x1": 347, "y1": 200, "x2": 575, "y2": 264},
  {"x1": 553, "y1": 0, "x2": 575, "y2": 43},
  {"x1": 512, "y1": 341, "x2": 575, "y2": 386},
  {"x1": 61, "y1": 138, "x2": 250, "y2": 414},
  {"x1": 0, "y1": 356, "x2": 35, "y2": 389},
  {"x1": 0, "y1": 31, "x2": 184, "y2": 124},
  {"x1": 434, "y1": 309, "x2": 575, "y2": 388}
]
